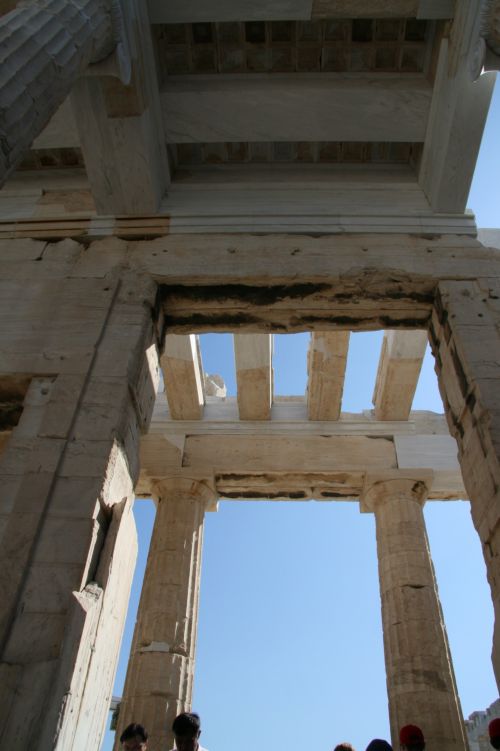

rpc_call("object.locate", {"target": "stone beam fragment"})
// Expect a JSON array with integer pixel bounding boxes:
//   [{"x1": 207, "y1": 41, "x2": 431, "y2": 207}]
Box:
[
  {"x1": 162, "y1": 334, "x2": 205, "y2": 420},
  {"x1": 373, "y1": 330, "x2": 428, "y2": 420},
  {"x1": 307, "y1": 331, "x2": 349, "y2": 420},
  {"x1": 234, "y1": 334, "x2": 273, "y2": 420},
  {"x1": 163, "y1": 76, "x2": 431, "y2": 145}
]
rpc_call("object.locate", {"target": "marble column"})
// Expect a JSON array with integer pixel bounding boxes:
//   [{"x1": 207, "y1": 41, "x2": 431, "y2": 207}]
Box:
[
  {"x1": 362, "y1": 472, "x2": 468, "y2": 751},
  {"x1": 0, "y1": 0, "x2": 115, "y2": 185},
  {"x1": 115, "y1": 477, "x2": 217, "y2": 751}
]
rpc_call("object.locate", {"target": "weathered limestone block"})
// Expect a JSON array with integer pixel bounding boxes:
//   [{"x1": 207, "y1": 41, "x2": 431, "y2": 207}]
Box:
[
  {"x1": 373, "y1": 330, "x2": 427, "y2": 420},
  {"x1": 0, "y1": 271, "x2": 160, "y2": 750},
  {"x1": 362, "y1": 473, "x2": 468, "y2": 751},
  {"x1": 162, "y1": 334, "x2": 205, "y2": 420},
  {"x1": 114, "y1": 477, "x2": 217, "y2": 751},
  {"x1": 234, "y1": 333, "x2": 273, "y2": 420},
  {"x1": 430, "y1": 280, "x2": 500, "y2": 686},
  {"x1": 307, "y1": 331, "x2": 349, "y2": 420},
  {"x1": 0, "y1": 0, "x2": 114, "y2": 185}
]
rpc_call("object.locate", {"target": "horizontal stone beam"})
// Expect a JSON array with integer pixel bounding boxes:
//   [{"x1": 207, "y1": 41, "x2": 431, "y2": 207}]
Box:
[
  {"x1": 373, "y1": 330, "x2": 428, "y2": 419},
  {"x1": 212, "y1": 466, "x2": 464, "y2": 501},
  {"x1": 185, "y1": 433, "x2": 398, "y2": 472},
  {"x1": 163, "y1": 286, "x2": 432, "y2": 332},
  {"x1": 146, "y1": 232, "x2": 494, "y2": 286},
  {"x1": 234, "y1": 334, "x2": 273, "y2": 420},
  {"x1": 163, "y1": 75, "x2": 432, "y2": 144},
  {"x1": 138, "y1": 233, "x2": 497, "y2": 332},
  {"x1": 139, "y1": 402, "x2": 465, "y2": 499},
  {"x1": 1, "y1": 235, "x2": 496, "y2": 380},
  {"x1": 34, "y1": 73, "x2": 432, "y2": 151},
  {"x1": 156, "y1": 164, "x2": 448, "y2": 235},
  {"x1": 148, "y1": 0, "x2": 312, "y2": 22},
  {"x1": 307, "y1": 331, "x2": 349, "y2": 420},
  {"x1": 0, "y1": 171, "x2": 478, "y2": 236},
  {"x1": 149, "y1": 396, "x2": 452, "y2": 434},
  {"x1": 312, "y1": 0, "x2": 454, "y2": 18},
  {"x1": 161, "y1": 334, "x2": 205, "y2": 419},
  {"x1": 147, "y1": 0, "x2": 454, "y2": 23}
]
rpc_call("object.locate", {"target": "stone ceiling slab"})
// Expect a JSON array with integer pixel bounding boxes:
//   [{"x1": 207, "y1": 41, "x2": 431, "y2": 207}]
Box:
[{"x1": 148, "y1": 0, "x2": 313, "y2": 24}]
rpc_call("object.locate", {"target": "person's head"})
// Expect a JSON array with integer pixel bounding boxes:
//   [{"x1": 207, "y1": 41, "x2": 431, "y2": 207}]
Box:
[
  {"x1": 334, "y1": 744, "x2": 356, "y2": 751},
  {"x1": 489, "y1": 718, "x2": 500, "y2": 749},
  {"x1": 172, "y1": 712, "x2": 201, "y2": 751},
  {"x1": 366, "y1": 740, "x2": 392, "y2": 751},
  {"x1": 120, "y1": 723, "x2": 148, "y2": 751},
  {"x1": 399, "y1": 725, "x2": 425, "y2": 751}
]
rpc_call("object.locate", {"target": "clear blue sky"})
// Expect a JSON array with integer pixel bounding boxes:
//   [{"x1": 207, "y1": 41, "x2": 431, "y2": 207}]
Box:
[{"x1": 103, "y1": 75, "x2": 500, "y2": 751}]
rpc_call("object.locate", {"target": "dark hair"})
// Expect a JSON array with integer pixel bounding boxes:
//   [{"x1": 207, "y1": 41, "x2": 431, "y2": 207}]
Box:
[
  {"x1": 334, "y1": 744, "x2": 356, "y2": 751},
  {"x1": 120, "y1": 723, "x2": 148, "y2": 743},
  {"x1": 365, "y1": 741, "x2": 392, "y2": 751},
  {"x1": 172, "y1": 712, "x2": 201, "y2": 736}
]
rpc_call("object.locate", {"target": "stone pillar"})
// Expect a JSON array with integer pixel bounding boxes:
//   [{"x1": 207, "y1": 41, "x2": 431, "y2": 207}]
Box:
[
  {"x1": 0, "y1": 254, "x2": 160, "y2": 750},
  {"x1": 362, "y1": 472, "x2": 468, "y2": 751},
  {"x1": 0, "y1": 0, "x2": 115, "y2": 185},
  {"x1": 114, "y1": 477, "x2": 217, "y2": 751},
  {"x1": 430, "y1": 279, "x2": 500, "y2": 687}
]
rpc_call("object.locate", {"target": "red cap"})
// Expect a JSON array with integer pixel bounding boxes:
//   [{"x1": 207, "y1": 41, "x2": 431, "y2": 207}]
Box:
[
  {"x1": 489, "y1": 719, "x2": 500, "y2": 738},
  {"x1": 399, "y1": 725, "x2": 425, "y2": 745}
]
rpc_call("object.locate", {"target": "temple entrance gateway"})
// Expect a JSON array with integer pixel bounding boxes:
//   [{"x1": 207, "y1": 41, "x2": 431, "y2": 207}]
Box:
[
  {"x1": 117, "y1": 317, "x2": 473, "y2": 750},
  {"x1": 0, "y1": 0, "x2": 499, "y2": 748},
  {"x1": 1, "y1": 233, "x2": 500, "y2": 750}
]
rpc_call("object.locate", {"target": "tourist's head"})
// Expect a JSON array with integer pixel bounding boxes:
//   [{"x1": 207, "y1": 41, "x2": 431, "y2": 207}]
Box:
[
  {"x1": 366, "y1": 740, "x2": 392, "y2": 751},
  {"x1": 172, "y1": 712, "x2": 202, "y2": 751},
  {"x1": 120, "y1": 723, "x2": 148, "y2": 750},
  {"x1": 399, "y1": 724, "x2": 425, "y2": 751},
  {"x1": 489, "y1": 718, "x2": 500, "y2": 749},
  {"x1": 334, "y1": 744, "x2": 356, "y2": 751}
]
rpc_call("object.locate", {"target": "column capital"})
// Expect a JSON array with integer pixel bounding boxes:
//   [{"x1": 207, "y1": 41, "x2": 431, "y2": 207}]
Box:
[
  {"x1": 152, "y1": 475, "x2": 218, "y2": 511},
  {"x1": 360, "y1": 470, "x2": 433, "y2": 513}
]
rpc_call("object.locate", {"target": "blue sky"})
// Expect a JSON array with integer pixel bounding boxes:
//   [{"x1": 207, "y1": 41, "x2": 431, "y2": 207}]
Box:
[{"x1": 103, "y1": 75, "x2": 500, "y2": 751}]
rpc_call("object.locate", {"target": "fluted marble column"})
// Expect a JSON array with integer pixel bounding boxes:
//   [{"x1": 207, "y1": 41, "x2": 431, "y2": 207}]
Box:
[
  {"x1": 361, "y1": 472, "x2": 468, "y2": 751},
  {"x1": 0, "y1": 0, "x2": 115, "y2": 185},
  {"x1": 114, "y1": 478, "x2": 217, "y2": 751}
]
